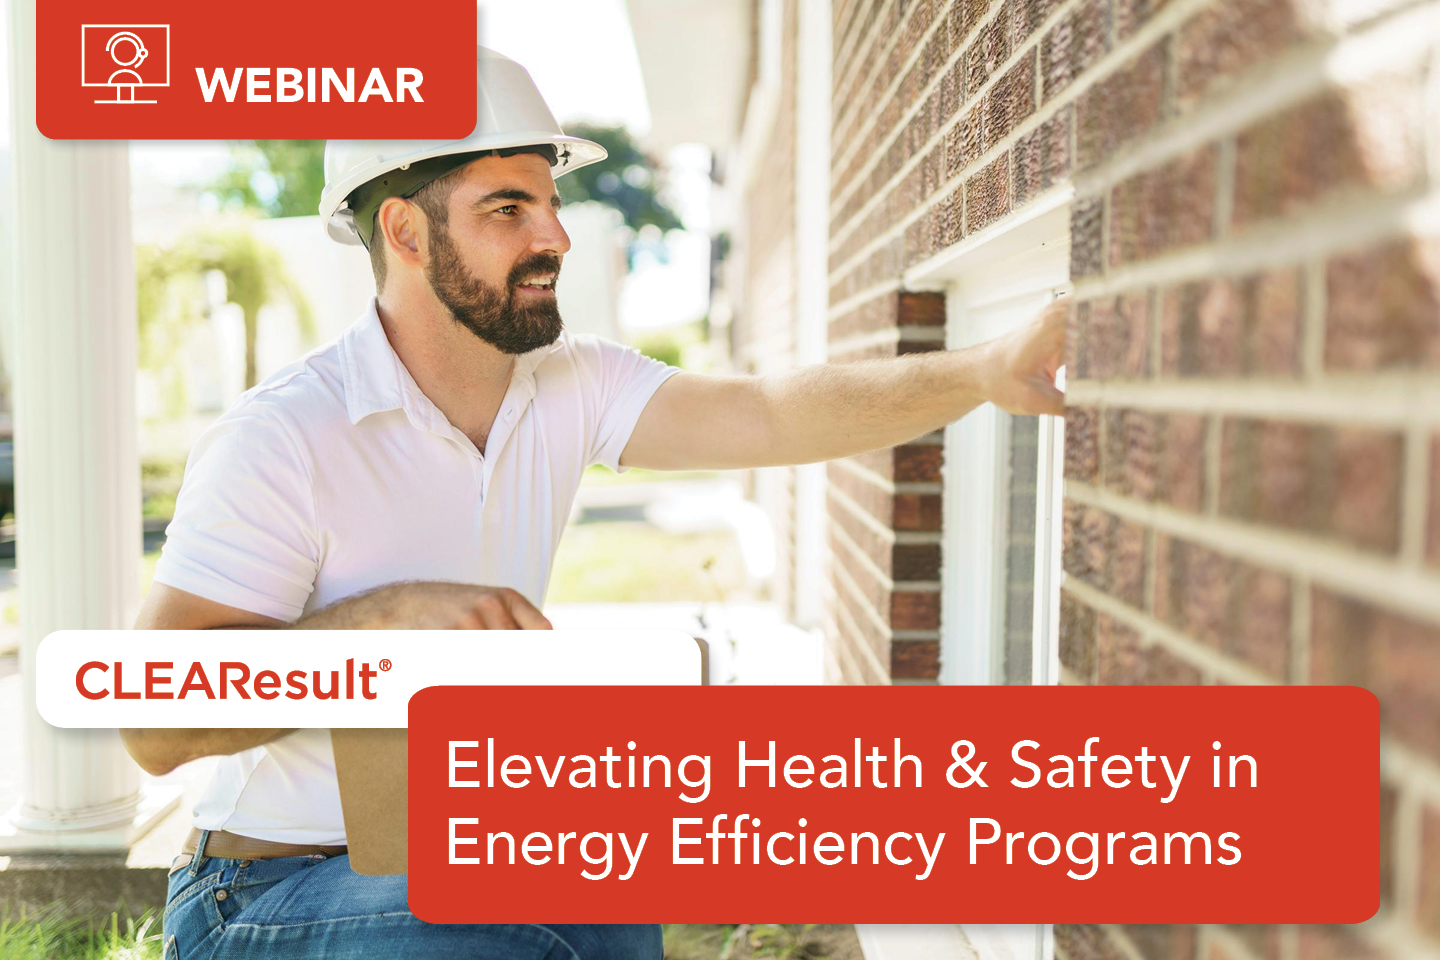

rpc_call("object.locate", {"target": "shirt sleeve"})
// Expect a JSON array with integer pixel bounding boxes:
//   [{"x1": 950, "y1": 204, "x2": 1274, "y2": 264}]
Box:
[
  {"x1": 573, "y1": 335, "x2": 682, "y2": 472},
  {"x1": 152, "y1": 407, "x2": 320, "y2": 622}
]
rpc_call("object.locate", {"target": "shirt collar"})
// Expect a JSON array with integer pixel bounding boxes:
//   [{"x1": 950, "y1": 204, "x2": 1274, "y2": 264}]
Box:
[{"x1": 339, "y1": 297, "x2": 565, "y2": 430}]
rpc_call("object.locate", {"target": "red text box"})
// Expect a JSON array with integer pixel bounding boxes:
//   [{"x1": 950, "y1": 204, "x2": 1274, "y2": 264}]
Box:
[
  {"x1": 408, "y1": 686, "x2": 1378, "y2": 923},
  {"x1": 38, "y1": 2, "x2": 475, "y2": 139}
]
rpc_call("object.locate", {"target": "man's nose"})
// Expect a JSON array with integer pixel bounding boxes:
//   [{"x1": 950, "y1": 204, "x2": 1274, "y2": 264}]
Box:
[{"x1": 532, "y1": 210, "x2": 571, "y2": 257}]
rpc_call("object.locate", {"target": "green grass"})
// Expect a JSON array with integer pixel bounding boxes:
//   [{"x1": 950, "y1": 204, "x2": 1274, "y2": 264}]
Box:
[
  {"x1": 547, "y1": 521, "x2": 748, "y2": 603},
  {"x1": 663, "y1": 923, "x2": 859, "y2": 959},
  {"x1": 0, "y1": 908, "x2": 164, "y2": 960},
  {"x1": 0, "y1": 914, "x2": 846, "y2": 960}
]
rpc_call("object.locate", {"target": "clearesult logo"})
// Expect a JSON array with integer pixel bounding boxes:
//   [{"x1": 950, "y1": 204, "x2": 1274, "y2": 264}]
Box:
[
  {"x1": 35, "y1": 629, "x2": 699, "y2": 728},
  {"x1": 74, "y1": 657, "x2": 386, "y2": 701},
  {"x1": 81, "y1": 24, "x2": 170, "y2": 105}
]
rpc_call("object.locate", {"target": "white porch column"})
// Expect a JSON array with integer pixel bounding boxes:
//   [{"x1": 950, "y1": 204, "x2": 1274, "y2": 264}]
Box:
[
  {"x1": 791, "y1": 0, "x2": 832, "y2": 630},
  {"x1": 0, "y1": 0, "x2": 178, "y2": 852}
]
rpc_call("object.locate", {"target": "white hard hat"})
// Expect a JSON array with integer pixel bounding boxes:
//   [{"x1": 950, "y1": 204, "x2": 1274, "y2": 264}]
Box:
[{"x1": 319, "y1": 46, "x2": 607, "y2": 246}]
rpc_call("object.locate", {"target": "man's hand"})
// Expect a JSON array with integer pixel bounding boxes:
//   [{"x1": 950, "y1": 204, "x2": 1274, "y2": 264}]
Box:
[
  {"x1": 978, "y1": 300, "x2": 1067, "y2": 417},
  {"x1": 302, "y1": 582, "x2": 553, "y2": 630},
  {"x1": 387, "y1": 582, "x2": 553, "y2": 631}
]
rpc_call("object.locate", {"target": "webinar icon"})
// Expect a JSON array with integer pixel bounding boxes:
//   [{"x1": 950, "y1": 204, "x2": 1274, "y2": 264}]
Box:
[{"x1": 81, "y1": 24, "x2": 170, "y2": 104}]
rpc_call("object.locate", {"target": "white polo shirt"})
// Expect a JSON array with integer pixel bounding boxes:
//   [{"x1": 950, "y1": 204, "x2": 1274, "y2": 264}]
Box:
[{"x1": 153, "y1": 298, "x2": 679, "y2": 843}]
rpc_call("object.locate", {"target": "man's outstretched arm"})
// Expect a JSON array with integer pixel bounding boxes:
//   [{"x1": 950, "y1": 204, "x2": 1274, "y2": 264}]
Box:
[{"x1": 620, "y1": 302, "x2": 1065, "y2": 471}]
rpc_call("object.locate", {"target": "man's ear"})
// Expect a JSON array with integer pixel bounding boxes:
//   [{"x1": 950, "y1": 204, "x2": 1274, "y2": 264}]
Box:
[{"x1": 377, "y1": 197, "x2": 423, "y2": 269}]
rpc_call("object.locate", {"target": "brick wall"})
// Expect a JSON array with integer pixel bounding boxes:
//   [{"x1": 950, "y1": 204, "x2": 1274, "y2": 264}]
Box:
[
  {"x1": 1053, "y1": 0, "x2": 1440, "y2": 951},
  {"x1": 825, "y1": 290, "x2": 947, "y2": 683},
  {"x1": 736, "y1": 0, "x2": 1438, "y2": 951}
]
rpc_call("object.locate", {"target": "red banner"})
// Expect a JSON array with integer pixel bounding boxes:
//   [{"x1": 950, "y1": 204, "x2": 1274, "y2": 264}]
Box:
[
  {"x1": 407, "y1": 685, "x2": 1378, "y2": 923},
  {"x1": 37, "y1": 1, "x2": 476, "y2": 139}
]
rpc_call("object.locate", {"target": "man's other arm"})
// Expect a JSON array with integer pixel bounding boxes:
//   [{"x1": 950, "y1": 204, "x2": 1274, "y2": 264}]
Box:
[
  {"x1": 123, "y1": 580, "x2": 550, "y2": 775},
  {"x1": 620, "y1": 301, "x2": 1065, "y2": 471}
]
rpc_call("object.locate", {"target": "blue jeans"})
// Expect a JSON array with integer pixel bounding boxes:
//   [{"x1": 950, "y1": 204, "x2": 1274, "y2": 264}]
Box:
[{"x1": 162, "y1": 829, "x2": 663, "y2": 959}]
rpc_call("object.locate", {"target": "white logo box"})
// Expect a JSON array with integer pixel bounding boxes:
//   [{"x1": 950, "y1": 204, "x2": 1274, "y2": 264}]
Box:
[{"x1": 36, "y1": 629, "x2": 700, "y2": 727}]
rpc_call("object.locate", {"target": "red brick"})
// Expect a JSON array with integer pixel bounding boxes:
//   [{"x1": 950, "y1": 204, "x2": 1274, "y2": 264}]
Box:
[
  {"x1": 936, "y1": 186, "x2": 965, "y2": 248},
  {"x1": 939, "y1": 55, "x2": 966, "y2": 124},
  {"x1": 1114, "y1": 0, "x2": 1173, "y2": 40},
  {"x1": 1064, "y1": 405, "x2": 1100, "y2": 483},
  {"x1": 1077, "y1": 41, "x2": 1167, "y2": 170},
  {"x1": 1010, "y1": 0, "x2": 1062, "y2": 47},
  {"x1": 831, "y1": 295, "x2": 902, "y2": 341},
  {"x1": 953, "y1": 0, "x2": 991, "y2": 53},
  {"x1": 1059, "y1": 591, "x2": 1098, "y2": 681},
  {"x1": 984, "y1": 50, "x2": 1036, "y2": 153},
  {"x1": 1153, "y1": 535, "x2": 1291, "y2": 679},
  {"x1": 965, "y1": 151, "x2": 1011, "y2": 233},
  {"x1": 1040, "y1": 0, "x2": 1110, "y2": 103},
  {"x1": 1422, "y1": 804, "x2": 1440, "y2": 939},
  {"x1": 1071, "y1": 293, "x2": 1150, "y2": 380},
  {"x1": 893, "y1": 493, "x2": 943, "y2": 531},
  {"x1": 898, "y1": 290, "x2": 946, "y2": 326},
  {"x1": 1103, "y1": 409, "x2": 1207, "y2": 511},
  {"x1": 966, "y1": 2, "x2": 1012, "y2": 96},
  {"x1": 1325, "y1": 236, "x2": 1440, "y2": 372},
  {"x1": 1430, "y1": 436, "x2": 1440, "y2": 569},
  {"x1": 1232, "y1": 78, "x2": 1424, "y2": 228},
  {"x1": 893, "y1": 542, "x2": 941, "y2": 581},
  {"x1": 1055, "y1": 923, "x2": 1130, "y2": 960},
  {"x1": 1294, "y1": 927, "x2": 1383, "y2": 960},
  {"x1": 1380, "y1": 782, "x2": 1398, "y2": 909},
  {"x1": 1110, "y1": 147, "x2": 1216, "y2": 266},
  {"x1": 894, "y1": 443, "x2": 943, "y2": 483},
  {"x1": 891, "y1": 590, "x2": 940, "y2": 630},
  {"x1": 1013, "y1": 105, "x2": 1072, "y2": 206},
  {"x1": 1062, "y1": 501, "x2": 1149, "y2": 609},
  {"x1": 1219, "y1": 420, "x2": 1403, "y2": 553},
  {"x1": 1311, "y1": 589, "x2": 1440, "y2": 764},
  {"x1": 945, "y1": 97, "x2": 986, "y2": 180},
  {"x1": 1124, "y1": 925, "x2": 1197, "y2": 960},
  {"x1": 1160, "y1": 270, "x2": 1304, "y2": 377},
  {"x1": 1174, "y1": 0, "x2": 1305, "y2": 106},
  {"x1": 1097, "y1": 616, "x2": 1203, "y2": 684},
  {"x1": 832, "y1": 586, "x2": 891, "y2": 683},
  {"x1": 1070, "y1": 196, "x2": 1104, "y2": 279},
  {"x1": 891, "y1": 639, "x2": 940, "y2": 679}
]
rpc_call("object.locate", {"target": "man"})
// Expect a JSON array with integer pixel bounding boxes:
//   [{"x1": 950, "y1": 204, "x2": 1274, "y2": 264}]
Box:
[{"x1": 125, "y1": 48, "x2": 1063, "y2": 959}]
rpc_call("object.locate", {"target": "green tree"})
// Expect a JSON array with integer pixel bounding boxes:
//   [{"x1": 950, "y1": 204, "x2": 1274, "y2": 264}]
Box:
[
  {"x1": 210, "y1": 140, "x2": 328, "y2": 218},
  {"x1": 556, "y1": 123, "x2": 684, "y2": 233},
  {"x1": 137, "y1": 224, "x2": 314, "y2": 392}
]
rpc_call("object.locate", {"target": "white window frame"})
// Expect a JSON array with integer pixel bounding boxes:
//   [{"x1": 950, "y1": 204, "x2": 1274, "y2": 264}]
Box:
[{"x1": 856, "y1": 191, "x2": 1072, "y2": 960}]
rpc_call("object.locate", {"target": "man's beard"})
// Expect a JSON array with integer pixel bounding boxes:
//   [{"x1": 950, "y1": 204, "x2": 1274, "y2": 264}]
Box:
[{"x1": 423, "y1": 226, "x2": 564, "y2": 355}]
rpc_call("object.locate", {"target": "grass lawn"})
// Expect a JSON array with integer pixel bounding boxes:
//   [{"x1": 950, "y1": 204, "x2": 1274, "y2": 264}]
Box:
[
  {"x1": 0, "y1": 911, "x2": 855, "y2": 960},
  {"x1": 547, "y1": 521, "x2": 749, "y2": 603},
  {"x1": 0, "y1": 909, "x2": 164, "y2": 960}
]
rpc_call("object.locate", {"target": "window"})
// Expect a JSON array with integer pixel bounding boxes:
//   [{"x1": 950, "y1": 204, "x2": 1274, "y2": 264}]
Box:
[
  {"x1": 940, "y1": 236, "x2": 1068, "y2": 689},
  {"x1": 889, "y1": 192, "x2": 1072, "y2": 960}
]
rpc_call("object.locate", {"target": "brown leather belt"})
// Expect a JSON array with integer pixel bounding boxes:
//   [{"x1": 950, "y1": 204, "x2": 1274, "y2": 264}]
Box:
[{"x1": 183, "y1": 827, "x2": 349, "y2": 861}]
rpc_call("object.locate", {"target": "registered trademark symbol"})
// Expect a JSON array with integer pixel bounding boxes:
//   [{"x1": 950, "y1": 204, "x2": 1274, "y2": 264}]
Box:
[{"x1": 379, "y1": 659, "x2": 392, "y2": 671}]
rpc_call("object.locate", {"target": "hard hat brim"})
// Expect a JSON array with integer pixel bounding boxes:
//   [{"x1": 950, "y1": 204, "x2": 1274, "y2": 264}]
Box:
[{"x1": 321, "y1": 133, "x2": 607, "y2": 246}]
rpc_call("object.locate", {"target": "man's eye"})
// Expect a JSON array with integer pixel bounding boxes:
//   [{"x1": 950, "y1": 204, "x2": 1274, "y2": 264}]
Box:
[{"x1": 497, "y1": 205, "x2": 519, "y2": 216}]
